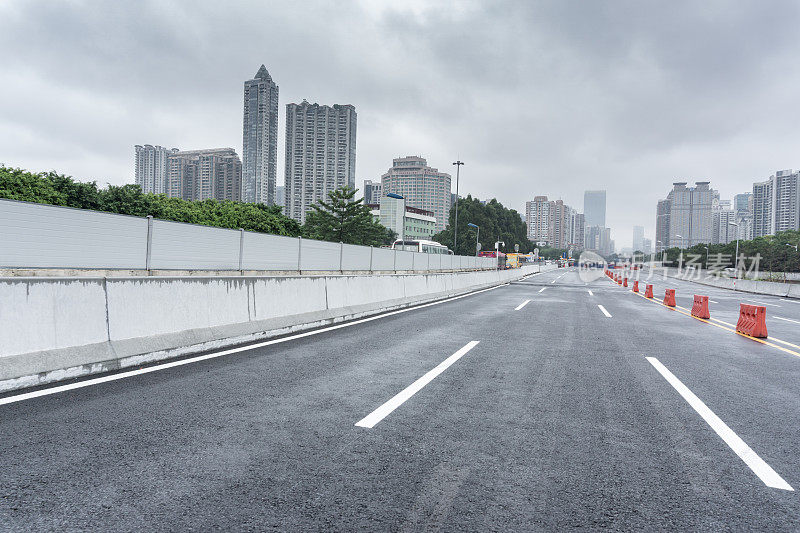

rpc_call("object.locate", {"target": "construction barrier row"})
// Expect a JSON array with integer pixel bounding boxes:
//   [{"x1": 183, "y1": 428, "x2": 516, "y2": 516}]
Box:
[
  {"x1": 691, "y1": 295, "x2": 710, "y2": 319},
  {"x1": 736, "y1": 304, "x2": 768, "y2": 338}
]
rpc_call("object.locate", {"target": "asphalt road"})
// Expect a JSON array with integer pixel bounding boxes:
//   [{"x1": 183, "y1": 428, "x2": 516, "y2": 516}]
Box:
[{"x1": 1, "y1": 267, "x2": 799, "y2": 531}]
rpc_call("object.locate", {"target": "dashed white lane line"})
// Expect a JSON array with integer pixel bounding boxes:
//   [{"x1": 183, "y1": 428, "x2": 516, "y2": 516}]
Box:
[
  {"x1": 597, "y1": 305, "x2": 612, "y2": 318},
  {"x1": 710, "y1": 300, "x2": 719, "y2": 304},
  {"x1": 539, "y1": 287, "x2": 546, "y2": 293},
  {"x1": 747, "y1": 299, "x2": 781, "y2": 307},
  {"x1": 514, "y1": 299, "x2": 531, "y2": 311},
  {"x1": 780, "y1": 299, "x2": 800, "y2": 304},
  {"x1": 550, "y1": 279, "x2": 556, "y2": 284},
  {"x1": 588, "y1": 290, "x2": 594, "y2": 296},
  {"x1": 775, "y1": 316, "x2": 800, "y2": 325},
  {"x1": 646, "y1": 357, "x2": 793, "y2": 491},
  {"x1": 355, "y1": 341, "x2": 480, "y2": 429}
]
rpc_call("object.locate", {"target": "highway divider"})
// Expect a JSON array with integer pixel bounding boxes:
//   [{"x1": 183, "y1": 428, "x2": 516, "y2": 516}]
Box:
[
  {"x1": 736, "y1": 304, "x2": 769, "y2": 338},
  {"x1": 691, "y1": 295, "x2": 710, "y2": 319},
  {"x1": 0, "y1": 264, "x2": 555, "y2": 392}
]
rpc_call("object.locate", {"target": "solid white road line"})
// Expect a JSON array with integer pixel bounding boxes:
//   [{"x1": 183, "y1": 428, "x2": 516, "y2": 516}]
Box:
[
  {"x1": 588, "y1": 290, "x2": 594, "y2": 296},
  {"x1": 775, "y1": 316, "x2": 800, "y2": 325},
  {"x1": 355, "y1": 341, "x2": 480, "y2": 429},
  {"x1": 646, "y1": 357, "x2": 794, "y2": 491},
  {"x1": 0, "y1": 284, "x2": 506, "y2": 408},
  {"x1": 747, "y1": 299, "x2": 781, "y2": 307},
  {"x1": 539, "y1": 287, "x2": 546, "y2": 293},
  {"x1": 514, "y1": 299, "x2": 531, "y2": 311},
  {"x1": 780, "y1": 299, "x2": 800, "y2": 304},
  {"x1": 597, "y1": 305, "x2": 612, "y2": 318}
]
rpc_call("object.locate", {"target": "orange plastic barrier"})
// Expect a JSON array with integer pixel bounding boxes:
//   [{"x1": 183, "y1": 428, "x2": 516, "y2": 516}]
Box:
[
  {"x1": 623, "y1": 277, "x2": 628, "y2": 287},
  {"x1": 645, "y1": 284, "x2": 653, "y2": 298},
  {"x1": 617, "y1": 277, "x2": 622, "y2": 285},
  {"x1": 632, "y1": 280, "x2": 639, "y2": 292},
  {"x1": 736, "y1": 304, "x2": 768, "y2": 338},
  {"x1": 663, "y1": 289, "x2": 676, "y2": 307},
  {"x1": 691, "y1": 295, "x2": 710, "y2": 319}
]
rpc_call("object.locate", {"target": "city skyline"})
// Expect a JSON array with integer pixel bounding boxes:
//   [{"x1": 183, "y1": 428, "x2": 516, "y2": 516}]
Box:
[{"x1": 5, "y1": 2, "x2": 800, "y2": 247}]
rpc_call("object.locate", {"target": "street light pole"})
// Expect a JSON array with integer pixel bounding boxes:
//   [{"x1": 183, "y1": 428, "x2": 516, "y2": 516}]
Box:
[
  {"x1": 728, "y1": 221, "x2": 739, "y2": 291},
  {"x1": 452, "y1": 160, "x2": 464, "y2": 254}
]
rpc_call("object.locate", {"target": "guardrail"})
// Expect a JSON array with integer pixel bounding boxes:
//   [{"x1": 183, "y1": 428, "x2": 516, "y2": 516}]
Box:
[{"x1": 0, "y1": 199, "x2": 497, "y2": 272}]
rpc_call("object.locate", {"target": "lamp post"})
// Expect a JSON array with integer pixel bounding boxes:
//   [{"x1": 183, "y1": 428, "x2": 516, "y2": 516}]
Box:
[
  {"x1": 787, "y1": 243, "x2": 799, "y2": 252},
  {"x1": 703, "y1": 245, "x2": 709, "y2": 271},
  {"x1": 452, "y1": 160, "x2": 464, "y2": 253},
  {"x1": 656, "y1": 240, "x2": 666, "y2": 264},
  {"x1": 467, "y1": 223, "x2": 480, "y2": 256},
  {"x1": 728, "y1": 221, "x2": 739, "y2": 290}
]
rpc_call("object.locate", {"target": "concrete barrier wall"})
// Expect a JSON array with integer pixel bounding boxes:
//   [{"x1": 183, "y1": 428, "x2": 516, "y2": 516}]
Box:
[
  {"x1": 640, "y1": 266, "x2": 798, "y2": 299},
  {"x1": 0, "y1": 264, "x2": 555, "y2": 392}
]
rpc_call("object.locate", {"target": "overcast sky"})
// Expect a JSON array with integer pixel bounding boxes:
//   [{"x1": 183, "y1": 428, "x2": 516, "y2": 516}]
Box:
[{"x1": 2, "y1": 0, "x2": 800, "y2": 248}]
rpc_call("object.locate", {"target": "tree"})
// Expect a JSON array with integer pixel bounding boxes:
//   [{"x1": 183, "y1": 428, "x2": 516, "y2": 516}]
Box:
[
  {"x1": 302, "y1": 186, "x2": 394, "y2": 246},
  {"x1": 433, "y1": 195, "x2": 537, "y2": 256}
]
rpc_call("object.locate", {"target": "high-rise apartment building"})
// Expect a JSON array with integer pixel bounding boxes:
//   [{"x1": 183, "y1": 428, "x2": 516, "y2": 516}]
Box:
[
  {"x1": 381, "y1": 156, "x2": 451, "y2": 233},
  {"x1": 641, "y1": 237, "x2": 652, "y2": 255},
  {"x1": 752, "y1": 170, "x2": 800, "y2": 238},
  {"x1": 275, "y1": 185, "x2": 285, "y2": 209},
  {"x1": 165, "y1": 148, "x2": 242, "y2": 202},
  {"x1": 663, "y1": 181, "x2": 715, "y2": 247},
  {"x1": 632, "y1": 225, "x2": 645, "y2": 252},
  {"x1": 284, "y1": 101, "x2": 357, "y2": 223},
  {"x1": 549, "y1": 200, "x2": 570, "y2": 249},
  {"x1": 712, "y1": 209, "x2": 737, "y2": 244},
  {"x1": 135, "y1": 145, "x2": 177, "y2": 194},
  {"x1": 242, "y1": 65, "x2": 279, "y2": 205},
  {"x1": 569, "y1": 211, "x2": 585, "y2": 251},
  {"x1": 363, "y1": 180, "x2": 382, "y2": 204},
  {"x1": 584, "y1": 190, "x2": 606, "y2": 227},
  {"x1": 585, "y1": 225, "x2": 613, "y2": 256},
  {"x1": 526, "y1": 196, "x2": 551, "y2": 244}
]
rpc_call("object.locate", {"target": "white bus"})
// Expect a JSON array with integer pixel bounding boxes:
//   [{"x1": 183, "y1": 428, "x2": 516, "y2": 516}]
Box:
[{"x1": 391, "y1": 239, "x2": 453, "y2": 255}]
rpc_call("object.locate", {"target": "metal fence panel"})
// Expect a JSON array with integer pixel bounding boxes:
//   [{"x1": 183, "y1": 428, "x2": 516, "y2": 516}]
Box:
[
  {"x1": 395, "y1": 250, "x2": 414, "y2": 270},
  {"x1": 0, "y1": 199, "x2": 148, "y2": 269},
  {"x1": 150, "y1": 220, "x2": 240, "y2": 270},
  {"x1": 341, "y1": 243, "x2": 371, "y2": 271},
  {"x1": 242, "y1": 232, "x2": 300, "y2": 270},
  {"x1": 372, "y1": 247, "x2": 395, "y2": 271},
  {"x1": 300, "y1": 238, "x2": 340, "y2": 271}
]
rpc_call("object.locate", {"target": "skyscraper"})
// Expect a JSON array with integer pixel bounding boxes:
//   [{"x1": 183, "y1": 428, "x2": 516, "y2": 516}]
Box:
[
  {"x1": 655, "y1": 199, "x2": 671, "y2": 252},
  {"x1": 584, "y1": 190, "x2": 606, "y2": 227},
  {"x1": 135, "y1": 145, "x2": 177, "y2": 194},
  {"x1": 242, "y1": 65, "x2": 279, "y2": 205},
  {"x1": 657, "y1": 181, "x2": 715, "y2": 248},
  {"x1": 548, "y1": 199, "x2": 570, "y2": 249},
  {"x1": 285, "y1": 100, "x2": 357, "y2": 223},
  {"x1": 381, "y1": 156, "x2": 451, "y2": 233},
  {"x1": 165, "y1": 148, "x2": 242, "y2": 201},
  {"x1": 752, "y1": 170, "x2": 800, "y2": 238},
  {"x1": 525, "y1": 196, "x2": 551, "y2": 243}
]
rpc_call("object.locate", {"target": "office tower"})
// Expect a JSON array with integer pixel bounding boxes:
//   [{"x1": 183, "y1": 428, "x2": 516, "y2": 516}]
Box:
[
  {"x1": 632, "y1": 225, "x2": 645, "y2": 252},
  {"x1": 165, "y1": 148, "x2": 241, "y2": 201},
  {"x1": 242, "y1": 65, "x2": 279, "y2": 205},
  {"x1": 734, "y1": 193, "x2": 753, "y2": 217},
  {"x1": 285, "y1": 100, "x2": 357, "y2": 223},
  {"x1": 381, "y1": 156, "x2": 451, "y2": 233},
  {"x1": 363, "y1": 180, "x2": 382, "y2": 204},
  {"x1": 655, "y1": 199, "x2": 671, "y2": 252},
  {"x1": 525, "y1": 196, "x2": 551, "y2": 243},
  {"x1": 661, "y1": 181, "x2": 715, "y2": 247},
  {"x1": 135, "y1": 145, "x2": 177, "y2": 194},
  {"x1": 584, "y1": 190, "x2": 606, "y2": 227}
]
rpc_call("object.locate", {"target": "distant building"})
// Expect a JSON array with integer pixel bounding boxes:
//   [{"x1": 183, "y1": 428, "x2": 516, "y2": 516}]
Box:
[
  {"x1": 659, "y1": 181, "x2": 715, "y2": 248},
  {"x1": 712, "y1": 209, "x2": 737, "y2": 244},
  {"x1": 584, "y1": 190, "x2": 606, "y2": 227},
  {"x1": 733, "y1": 192, "x2": 754, "y2": 240},
  {"x1": 242, "y1": 65, "x2": 279, "y2": 205},
  {"x1": 363, "y1": 180, "x2": 382, "y2": 204},
  {"x1": 549, "y1": 199, "x2": 570, "y2": 249},
  {"x1": 381, "y1": 156, "x2": 451, "y2": 233},
  {"x1": 525, "y1": 196, "x2": 551, "y2": 243},
  {"x1": 641, "y1": 237, "x2": 652, "y2": 255},
  {"x1": 368, "y1": 194, "x2": 436, "y2": 241},
  {"x1": 165, "y1": 148, "x2": 242, "y2": 201},
  {"x1": 585, "y1": 225, "x2": 613, "y2": 256},
  {"x1": 655, "y1": 199, "x2": 671, "y2": 252},
  {"x1": 752, "y1": 170, "x2": 800, "y2": 237},
  {"x1": 135, "y1": 145, "x2": 177, "y2": 194},
  {"x1": 285, "y1": 100, "x2": 357, "y2": 223},
  {"x1": 569, "y1": 211, "x2": 585, "y2": 252},
  {"x1": 276, "y1": 185, "x2": 285, "y2": 208},
  {"x1": 632, "y1": 225, "x2": 645, "y2": 252}
]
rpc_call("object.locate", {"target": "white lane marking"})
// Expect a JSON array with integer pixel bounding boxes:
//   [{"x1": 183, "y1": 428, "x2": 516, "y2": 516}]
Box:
[
  {"x1": 597, "y1": 305, "x2": 612, "y2": 318},
  {"x1": 646, "y1": 357, "x2": 794, "y2": 491},
  {"x1": 747, "y1": 299, "x2": 781, "y2": 307},
  {"x1": 550, "y1": 279, "x2": 556, "y2": 284},
  {"x1": 355, "y1": 341, "x2": 479, "y2": 429},
  {"x1": 539, "y1": 287, "x2": 546, "y2": 293},
  {"x1": 780, "y1": 299, "x2": 800, "y2": 305},
  {"x1": 588, "y1": 290, "x2": 594, "y2": 296},
  {"x1": 775, "y1": 316, "x2": 800, "y2": 325},
  {"x1": 514, "y1": 299, "x2": 531, "y2": 311},
  {"x1": 0, "y1": 283, "x2": 507, "y2": 407},
  {"x1": 710, "y1": 300, "x2": 719, "y2": 304}
]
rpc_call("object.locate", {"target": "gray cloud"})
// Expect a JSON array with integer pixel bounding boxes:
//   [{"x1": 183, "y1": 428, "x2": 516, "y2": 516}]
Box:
[{"x1": 2, "y1": 0, "x2": 800, "y2": 248}]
